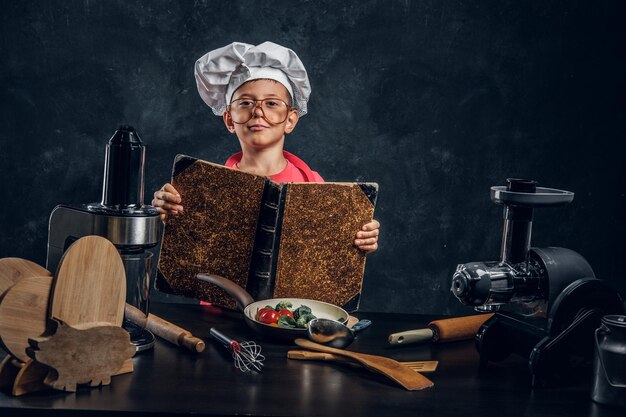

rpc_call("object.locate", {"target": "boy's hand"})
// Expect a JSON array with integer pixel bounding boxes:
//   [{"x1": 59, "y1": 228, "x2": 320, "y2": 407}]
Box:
[
  {"x1": 355, "y1": 219, "x2": 380, "y2": 254},
  {"x1": 152, "y1": 183, "x2": 184, "y2": 222}
]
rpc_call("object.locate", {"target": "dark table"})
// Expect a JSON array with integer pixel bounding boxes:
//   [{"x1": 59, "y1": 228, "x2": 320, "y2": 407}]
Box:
[{"x1": 0, "y1": 303, "x2": 622, "y2": 417}]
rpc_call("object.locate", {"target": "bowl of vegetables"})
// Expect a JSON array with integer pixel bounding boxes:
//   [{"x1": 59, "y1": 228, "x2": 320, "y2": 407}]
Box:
[{"x1": 197, "y1": 274, "x2": 349, "y2": 342}]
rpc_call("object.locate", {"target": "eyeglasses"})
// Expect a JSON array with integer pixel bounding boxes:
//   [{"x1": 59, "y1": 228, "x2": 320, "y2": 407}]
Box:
[{"x1": 227, "y1": 98, "x2": 291, "y2": 125}]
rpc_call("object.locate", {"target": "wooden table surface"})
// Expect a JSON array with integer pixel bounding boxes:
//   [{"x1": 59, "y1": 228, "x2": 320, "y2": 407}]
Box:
[{"x1": 0, "y1": 303, "x2": 623, "y2": 417}]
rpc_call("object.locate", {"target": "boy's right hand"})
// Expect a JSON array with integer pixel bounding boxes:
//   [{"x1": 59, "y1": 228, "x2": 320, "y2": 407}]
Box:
[{"x1": 152, "y1": 183, "x2": 184, "y2": 222}]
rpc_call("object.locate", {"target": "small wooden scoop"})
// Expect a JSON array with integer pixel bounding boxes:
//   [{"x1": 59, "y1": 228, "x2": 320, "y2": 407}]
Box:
[{"x1": 294, "y1": 338, "x2": 433, "y2": 390}]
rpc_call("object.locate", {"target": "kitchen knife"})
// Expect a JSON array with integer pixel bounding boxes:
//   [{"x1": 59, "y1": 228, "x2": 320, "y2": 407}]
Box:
[{"x1": 388, "y1": 313, "x2": 494, "y2": 346}]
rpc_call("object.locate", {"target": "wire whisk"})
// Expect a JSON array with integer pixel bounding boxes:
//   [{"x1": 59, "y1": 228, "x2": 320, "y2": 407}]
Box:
[{"x1": 210, "y1": 328, "x2": 265, "y2": 372}]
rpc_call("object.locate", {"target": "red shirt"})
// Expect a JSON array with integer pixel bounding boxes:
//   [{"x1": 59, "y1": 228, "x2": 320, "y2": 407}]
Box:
[{"x1": 224, "y1": 151, "x2": 324, "y2": 183}]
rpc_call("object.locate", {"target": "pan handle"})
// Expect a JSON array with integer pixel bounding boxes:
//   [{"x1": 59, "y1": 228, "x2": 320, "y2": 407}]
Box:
[{"x1": 196, "y1": 274, "x2": 255, "y2": 311}]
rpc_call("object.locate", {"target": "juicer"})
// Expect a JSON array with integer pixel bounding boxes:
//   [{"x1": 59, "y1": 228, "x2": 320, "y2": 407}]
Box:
[
  {"x1": 46, "y1": 126, "x2": 161, "y2": 352},
  {"x1": 451, "y1": 179, "x2": 625, "y2": 387}
]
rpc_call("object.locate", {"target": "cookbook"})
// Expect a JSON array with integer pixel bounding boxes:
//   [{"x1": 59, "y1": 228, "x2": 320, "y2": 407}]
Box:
[{"x1": 155, "y1": 155, "x2": 378, "y2": 310}]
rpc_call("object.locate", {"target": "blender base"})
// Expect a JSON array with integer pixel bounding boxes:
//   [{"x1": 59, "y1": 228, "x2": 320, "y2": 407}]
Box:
[
  {"x1": 123, "y1": 320, "x2": 155, "y2": 352},
  {"x1": 476, "y1": 278, "x2": 625, "y2": 387}
]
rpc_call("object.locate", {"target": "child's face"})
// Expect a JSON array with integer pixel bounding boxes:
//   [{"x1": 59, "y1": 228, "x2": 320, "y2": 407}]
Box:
[{"x1": 223, "y1": 79, "x2": 299, "y2": 151}]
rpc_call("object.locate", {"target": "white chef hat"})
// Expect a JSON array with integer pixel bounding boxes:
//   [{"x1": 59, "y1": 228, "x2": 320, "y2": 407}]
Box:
[{"x1": 194, "y1": 41, "x2": 311, "y2": 117}]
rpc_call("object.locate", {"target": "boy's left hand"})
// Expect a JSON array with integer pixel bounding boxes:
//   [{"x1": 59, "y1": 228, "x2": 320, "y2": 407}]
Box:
[{"x1": 355, "y1": 219, "x2": 380, "y2": 254}]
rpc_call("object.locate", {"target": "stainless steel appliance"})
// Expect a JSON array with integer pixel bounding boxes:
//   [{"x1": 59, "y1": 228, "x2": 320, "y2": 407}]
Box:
[
  {"x1": 47, "y1": 126, "x2": 161, "y2": 352},
  {"x1": 451, "y1": 178, "x2": 625, "y2": 387}
]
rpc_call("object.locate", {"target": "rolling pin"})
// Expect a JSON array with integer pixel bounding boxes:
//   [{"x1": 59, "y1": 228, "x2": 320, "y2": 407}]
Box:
[
  {"x1": 388, "y1": 313, "x2": 494, "y2": 346},
  {"x1": 124, "y1": 304, "x2": 205, "y2": 353}
]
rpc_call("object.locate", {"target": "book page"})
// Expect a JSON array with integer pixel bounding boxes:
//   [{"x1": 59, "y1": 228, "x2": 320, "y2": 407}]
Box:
[
  {"x1": 157, "y1": 157, "x2": 265, "y2": 308},
  {"x1": 274, "y1": 183, "x2": 375, "y2": 309}
]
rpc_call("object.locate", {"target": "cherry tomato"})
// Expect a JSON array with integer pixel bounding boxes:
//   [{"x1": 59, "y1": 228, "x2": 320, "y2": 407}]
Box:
[
  {"x1": 257, "y1": 308, "x2": 280, "y2": 324},
  {"x1": 278, "y1": 309, "x2": 294, "y2": 319}
]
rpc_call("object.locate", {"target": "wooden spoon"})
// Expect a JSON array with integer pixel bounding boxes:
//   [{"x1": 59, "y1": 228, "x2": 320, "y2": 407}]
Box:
[
  {"x1": 50, "y1": 236, "x2": 126, "y2": 327},
  {"x1": 294, "y1": 338, "x2": 433, "y2": 390},
  {"x1": 0, "y1": 258, "x2": 50, "y2": 295}
]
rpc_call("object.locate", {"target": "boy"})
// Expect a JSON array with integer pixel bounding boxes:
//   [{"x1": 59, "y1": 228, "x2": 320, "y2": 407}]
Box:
[{"x1": 152, "y1": 41, "x2": 379, "y2": 253}]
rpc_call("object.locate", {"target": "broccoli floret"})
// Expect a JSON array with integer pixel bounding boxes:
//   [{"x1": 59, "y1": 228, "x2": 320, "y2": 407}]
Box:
[
  {"x1": 275, "y1": 301, "x2": 293, "y2": 311},
  {"x1": 277, "y1": 315, "x2": 297, "y2": 328},
  {"x1": 296, "y1": 313, "x2": 317, "y2": 328},
  {"x1": 293, "y1": 305, "x2": 312, "y2": 320}
]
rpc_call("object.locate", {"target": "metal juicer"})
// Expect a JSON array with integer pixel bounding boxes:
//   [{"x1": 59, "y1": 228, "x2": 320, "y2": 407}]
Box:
[
  {"x1": 450, "y1": 178, "x2": 625, "y2": 387},
  {"x1": 46, "y1": 126, "x2": 161, "y2": 352}
]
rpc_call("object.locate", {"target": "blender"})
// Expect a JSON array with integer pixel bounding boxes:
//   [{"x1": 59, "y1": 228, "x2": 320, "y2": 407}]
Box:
[{"x1": 46, "y1": 126, "x2": 161, "y2": 352}]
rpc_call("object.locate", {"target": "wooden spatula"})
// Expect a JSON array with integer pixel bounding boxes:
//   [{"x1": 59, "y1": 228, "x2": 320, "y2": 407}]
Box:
[
  {"x1": 0, "y1": 276, "x2": 52, "y2": 362},
  {"x1": 294, "y1": 338, "x2": 434, "y2": 390},
  {"x1": 287, "y1": 350, "x2": 438, "y2": 372},
  {"x1": 50, "y1": 236, "x2": 126, "y2": 327},
  {"x1": 0, "y1": 258, "x2": 50, "y2": 295}
]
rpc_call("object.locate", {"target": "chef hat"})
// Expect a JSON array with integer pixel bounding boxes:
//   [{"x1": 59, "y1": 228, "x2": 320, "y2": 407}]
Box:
[{"x1": 194, "y1": 41, "x2": 311, "y2": 117}]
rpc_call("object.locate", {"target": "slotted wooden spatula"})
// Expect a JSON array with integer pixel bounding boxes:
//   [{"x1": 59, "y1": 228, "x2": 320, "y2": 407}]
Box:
[
  {"x1": 294, "y1": 338, "x2": 434, "y2": 390},
  {"x1": 50, "y1": 236, "x2": 126, "y2": 327}
]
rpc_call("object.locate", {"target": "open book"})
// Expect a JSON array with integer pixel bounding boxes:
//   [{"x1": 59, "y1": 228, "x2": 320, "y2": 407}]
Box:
[{"x1": 155, "y1": 155, "x2": 378, "y2": 311}]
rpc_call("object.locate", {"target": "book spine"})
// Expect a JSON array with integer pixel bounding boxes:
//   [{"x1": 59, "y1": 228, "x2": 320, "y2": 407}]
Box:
[{"x1": 245, "y1": 181, "x2": 287, "y2": 300}]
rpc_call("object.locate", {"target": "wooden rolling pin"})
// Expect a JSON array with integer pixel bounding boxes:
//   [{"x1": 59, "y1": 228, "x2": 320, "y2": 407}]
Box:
[
  {"x1": 124, "y1": 304, "x2": 205, "y2": 353},
  {"x1": 388, "y1": 313, "x2": 494, "y2": 346}
]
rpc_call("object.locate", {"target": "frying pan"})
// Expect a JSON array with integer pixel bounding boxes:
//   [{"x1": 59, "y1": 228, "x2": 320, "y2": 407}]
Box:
[{"x1": 196, "y1": 274, "x2": 349, "y2": 342}]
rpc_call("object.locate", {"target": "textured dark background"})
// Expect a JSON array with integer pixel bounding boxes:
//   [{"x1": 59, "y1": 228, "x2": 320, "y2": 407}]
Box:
[{"x1": 1, "y1": 0, "x2": 624, "y2": 314}]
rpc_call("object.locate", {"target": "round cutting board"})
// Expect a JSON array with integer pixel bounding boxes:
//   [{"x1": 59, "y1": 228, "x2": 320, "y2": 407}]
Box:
[
  {"x1": 0, "y1": 258, "x2": 51, "y2": 296},
  {"x1": 50, "y1": 236, "x2": 126, "y2": 327},
  {"x1": 0, "y1": 275, "x2": 52, "y2": 362}
]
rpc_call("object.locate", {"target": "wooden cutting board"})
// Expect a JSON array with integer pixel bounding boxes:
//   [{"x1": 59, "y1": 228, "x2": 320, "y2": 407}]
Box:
[
  {"x1": 0, "y1": 258, "x2": 51, "y2": 295},
  {"x1": 50, "y1": 236, "x2": 126, "y2": 327},
  {"x1": 0, "y1": 276, "x2": 52, "y2": 362},
  {"x1": 28, "y1": 320, "x2": 136, "y2": 392}
]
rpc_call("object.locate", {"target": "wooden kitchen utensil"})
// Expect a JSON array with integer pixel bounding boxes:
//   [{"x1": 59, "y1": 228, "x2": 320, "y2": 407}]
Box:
[
  {"x1": 0, "y1": 356, "x2": 49, "y2": 396},
  {"x1": 0, "y1": 353, "x2": 133, "y2": 396},
  {"x1": 0, "y1": 356, "x2": 21, "y2": 389},
  {"x1": 287, "y1": 350, "x2": 439, "y2": 373},
  {"x1": 124, "y1": 303, "x2": 205, "y2": 353},
  {"x1": 27, "y1": 319, "x2": 135, "y2": 392},
  {"x1": 0, "y1": 258, "x2": 50, "y2": 295},
  {"x1": 294, "y1": 338, "x2": 433, "y2": 390},
  {"x1": 0, "y1": 275, "x2": 52, "y2": 362},
  {"x1": 50, "y1": 235, "x2": 126, "y2": 326},
  {"x1": 0, "y1": 250, "x2": 134, "y2": 395},
  {"x1": 388, "y1": 313, "x2": 495, "y2": 346}
]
